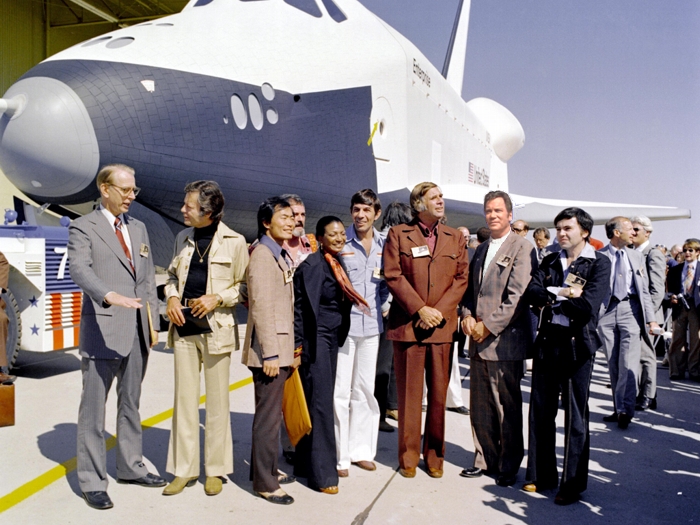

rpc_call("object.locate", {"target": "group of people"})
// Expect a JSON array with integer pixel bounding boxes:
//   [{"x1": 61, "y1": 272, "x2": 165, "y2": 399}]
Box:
[{"x1": 65, "y1": 163, "x2": 695, "y2": 511}]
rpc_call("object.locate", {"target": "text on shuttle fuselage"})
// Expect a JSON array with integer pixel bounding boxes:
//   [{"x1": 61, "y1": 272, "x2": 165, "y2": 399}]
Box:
[
  {"x1": 412, "y1": 59, "x2": 431, "y2": 87},
  {"x1": 469, "y1": 162, "x2": 490, "y2": 187}
]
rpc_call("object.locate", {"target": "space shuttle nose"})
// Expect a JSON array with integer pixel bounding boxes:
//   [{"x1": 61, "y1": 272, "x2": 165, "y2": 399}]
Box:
[{"x1": 0, "y1": 76, "x2": 100, "y2": 203}]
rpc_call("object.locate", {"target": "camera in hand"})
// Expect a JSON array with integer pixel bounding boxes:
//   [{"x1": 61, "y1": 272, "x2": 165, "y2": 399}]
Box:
[{"x1": 678, "y1": 294, "x2": 691, "y2": 311}]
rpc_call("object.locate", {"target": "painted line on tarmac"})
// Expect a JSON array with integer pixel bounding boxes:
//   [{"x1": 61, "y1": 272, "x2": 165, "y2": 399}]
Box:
[{"x1": 0, "y1": 376, "x2": 253, "y2": 514}]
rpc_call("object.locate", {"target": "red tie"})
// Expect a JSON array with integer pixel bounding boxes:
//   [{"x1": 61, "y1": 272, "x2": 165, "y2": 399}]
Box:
[{"x1": 114, "y1": 217, "x2": 135, "y2": 272}]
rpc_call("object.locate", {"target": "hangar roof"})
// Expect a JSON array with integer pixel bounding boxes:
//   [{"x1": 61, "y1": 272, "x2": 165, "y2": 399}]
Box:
[{"x1": 51, "y1": 0, "x2": 189, "y2": 28}]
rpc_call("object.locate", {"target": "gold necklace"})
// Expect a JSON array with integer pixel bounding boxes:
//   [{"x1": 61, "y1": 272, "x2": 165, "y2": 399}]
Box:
[{"x1": 195, "y1": 237, "x2": 214, "y2": 263}]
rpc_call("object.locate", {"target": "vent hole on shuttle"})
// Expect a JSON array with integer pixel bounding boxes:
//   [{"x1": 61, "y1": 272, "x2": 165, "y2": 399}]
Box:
[
  {"x1": 293, "y1": 95, "x2": 301, "y2": 102},
  {"x1": 261, "y1": 83, "x2": 275, "y2": 101},
  {"x1": 194, "y1": 0, "x2": 215, "y2": 6},
  {"x1": 379, "y1": 120, "x2": 386, "y2": 137},
  {"x1": 82, "y1": 36, "x2": 112, "y2": 47},
  {"x1": 156, "y1": 23, "x2": 174, "y2": 26},
  {"x1": 321, "y1": 0, "x2": 347, "y2": 22},
  {"x1": 106, "y1": 37, "x2": 135, "y2": 49},
  {"x1": 284, "y1": 0, "x2": 322, "y2": 18},
  {"x1": 248, "y1": 94, "x2": 264, "y2": 130},
  {"x1": 230, "y1": 95, "x2": 247, "y2": 129},
  {"x1": 266, "y1": 108, "x2": 279, "y2": 125}
]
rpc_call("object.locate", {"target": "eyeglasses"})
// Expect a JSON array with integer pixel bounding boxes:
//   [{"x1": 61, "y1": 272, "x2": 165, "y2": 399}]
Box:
[
  {"x1": 683, "y1": 248, "x2": 696, "y2": 253},
  {"x1": 511, "y1": 227, "x2": 526, "y2": 233},
  {"x1": 632, "y1": 227, "x2": 643, "y2": 232},
  {"x1": 108, "y1": 184, "x2": 141, "y2": 197}
]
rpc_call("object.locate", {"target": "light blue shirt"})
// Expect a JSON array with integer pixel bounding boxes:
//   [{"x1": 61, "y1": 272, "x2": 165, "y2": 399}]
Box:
[{"x1": 339, "y1": 225, "x2": 390, "y2": 337}]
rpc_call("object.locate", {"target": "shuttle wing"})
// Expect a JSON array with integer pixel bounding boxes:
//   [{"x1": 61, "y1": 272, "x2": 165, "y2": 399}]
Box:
[{"x1": 510, "y1": 193, "x2": 691, "y2": 227}]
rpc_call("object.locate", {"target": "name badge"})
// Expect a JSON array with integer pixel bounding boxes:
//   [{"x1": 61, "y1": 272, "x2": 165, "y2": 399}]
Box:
[
  {"x1": 284, "y1": 269, "x2": 293, "y2": 284},
  {"x1": 564, "y1": 273, "x2": 586, "y2": 289},
  {"x1": 411, "y1": 246, "x2": 430, "y2": 258},
  {"x1": 496, "y1": 254, "x2": 512, "y2": 267},
  {"x1": 373, "y1": 267, "x2": 384, "y2": 280},
  {"x1": 140, "y1": 243, "x2": 149, "y2": 257}
]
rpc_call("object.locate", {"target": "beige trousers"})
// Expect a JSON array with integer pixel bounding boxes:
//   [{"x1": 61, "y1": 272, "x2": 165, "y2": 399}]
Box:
[{"x1": 166, "y1": 332, "x2": 233, "y2": 477}]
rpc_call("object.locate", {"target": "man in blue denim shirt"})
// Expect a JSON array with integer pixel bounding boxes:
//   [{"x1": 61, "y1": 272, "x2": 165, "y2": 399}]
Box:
[{"x1": 334, "y1": 189, "x2": 390, "y2": 477}]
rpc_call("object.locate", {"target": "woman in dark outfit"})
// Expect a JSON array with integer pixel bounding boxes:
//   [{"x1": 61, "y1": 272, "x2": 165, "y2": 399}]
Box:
[{"x1": 292, "y1": 216, "x2": 368, "y2": 494}]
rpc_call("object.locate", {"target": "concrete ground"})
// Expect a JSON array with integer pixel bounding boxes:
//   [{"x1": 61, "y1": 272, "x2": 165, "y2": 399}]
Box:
[{"x1": 1, "y1": 327, "x2": 699, "y2": 524}]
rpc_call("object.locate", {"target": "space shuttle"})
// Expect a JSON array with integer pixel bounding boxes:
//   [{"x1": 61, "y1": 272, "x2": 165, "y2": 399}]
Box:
[{"x1": 0, "y1": 0, "x2": 689, "y2": 266}]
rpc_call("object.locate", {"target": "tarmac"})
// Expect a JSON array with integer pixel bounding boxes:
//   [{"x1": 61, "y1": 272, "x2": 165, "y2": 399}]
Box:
[{"x1": 1, "y1": 324, "x2": 699, "y2": 525}]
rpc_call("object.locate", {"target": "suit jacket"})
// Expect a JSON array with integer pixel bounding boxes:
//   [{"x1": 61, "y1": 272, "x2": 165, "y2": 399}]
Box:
[
  {"x1": 598, "y1": 244, "x2": 655, "y2": 324},
  {"x1": 0, "y1": 252, "x2": 8, "y2": 291},
  {"x1": 242, "y1": 242, "x2": 295, "y2": 367},
  {"x1": 666, "y1": 262, "x2": 700, "y2": 320},
  {"x1": 68, "y1": 209, "x2": 158, "y2": 359},
  {"x1": 462, "y1": 233, "x2": 534, "y2": 361},
  {"x1": 293, "y1": 250, "x2": 351, "y2": 363},
  {"x1": 383, "y1": 219, "x2": 469, "y2": 343},
  {"x1": 525, "y1": 245, "x2": 612, "y2": 358},
  {"x1": 165, "y1": 221, "x2": 249, "y2": 353},
  {"x1": 640, "y1": 244, "x2": 666, "y2": 345}
]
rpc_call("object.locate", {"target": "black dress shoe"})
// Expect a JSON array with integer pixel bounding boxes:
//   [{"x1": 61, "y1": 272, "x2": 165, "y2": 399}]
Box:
[
  {"x1": 554, "y1": 490, "x2": 581, "y2": 506},
  {"x1": 283, "y1": 450, "x2": 295, "y2": 465},
  {"x1": 256, "y1": 491, "x2": 294, "y2": 505},
  {"x1": 649, "y1": 397, "x2": 657, "y2": 410},
  {"x1": 277, "y1": 474, "x2": 296, "y2": 485},
  {"x1": 460, "y1": 467, "x2": 484, "y2": 478},
  {"x1": 496, "y1": 473, "x2": 517, "y2": 487},
  {"x1": 669, "y1": 374, "x2": 683, "y2": 380},
  {"x1": 603, "y1": 412, "x2": 618, "y2": 422},
  {"x1": 447, "y1": 406, "x2": 470, "y2": 415},
  {"x1": 379, "y1": 420, "x2": 395, "y2": 433},
  {"x1": 82, "y1": 491, "x2": 113, "y2": 510},
  {"x1": 117, "y1": 472, "x2": 167, "y2": 487},
  {"x1": 617, "y1": 413, "x2": 631, "y2": 429},
  {"x1": 636, "y1": 397, "x2": 652, "y2": 411}
]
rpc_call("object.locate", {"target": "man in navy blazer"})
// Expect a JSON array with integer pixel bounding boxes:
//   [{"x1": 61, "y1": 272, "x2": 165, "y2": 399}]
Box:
[
  {"x1": 68, "y1": 164, "x2": 164, "y2": 510},
  {"x1": 597, "y1": 217, "x2": 659, "y2": 429}
]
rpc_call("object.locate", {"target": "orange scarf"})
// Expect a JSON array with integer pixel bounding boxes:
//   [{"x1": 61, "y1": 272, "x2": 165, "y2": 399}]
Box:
[{"x1": 324, "y1": 252, "x2": 371, "y2": 316}]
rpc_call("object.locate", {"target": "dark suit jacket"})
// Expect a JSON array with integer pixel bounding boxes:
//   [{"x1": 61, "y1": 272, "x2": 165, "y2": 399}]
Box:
[
  {"x1": 462, "y1": 234, "x2": 534, "y2": 361},
  {"x1": 666, "y1": 263, "x2": 698, "y2": 320},
  {"x1": 525, "y1": 247, "x2": 611, "y2": 358},
  {"x1": 383, "y1": 219, "x2": 469, "y2": 343},
  {"x1": 68, "y1": 209, "x2": 158, "y2": 359},
  {"x1": 293, "y1": 250, "x2": 351, "y2": 363}
]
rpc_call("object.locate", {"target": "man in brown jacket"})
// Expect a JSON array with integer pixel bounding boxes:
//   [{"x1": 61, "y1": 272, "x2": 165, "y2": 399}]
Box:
[
  {"x1": 242, "y1": 196, "x2": 300, "y2": 505},
  {"x1": 383, "y1": 182, "x2": 469, "y2": 478}
]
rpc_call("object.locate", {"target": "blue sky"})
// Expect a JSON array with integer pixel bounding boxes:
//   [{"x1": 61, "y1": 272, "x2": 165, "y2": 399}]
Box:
[{"x1": 359, "y1": 0, "x2": 700, "y2": 247}]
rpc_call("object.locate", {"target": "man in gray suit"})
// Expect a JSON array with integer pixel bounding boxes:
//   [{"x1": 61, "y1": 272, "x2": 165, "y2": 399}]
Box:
[
  {"x1": 630, "y1": 215, "x2": 666, "y2": 410},
  {"x1": 598, "y1": 217, "x2": 660, "y2": 429},
  {"x1": 68, "y1": 164, "x2": 165, "y2": 510},
  {"x1": 460, "y1": 191, "x2": 534, "y2": 486}
]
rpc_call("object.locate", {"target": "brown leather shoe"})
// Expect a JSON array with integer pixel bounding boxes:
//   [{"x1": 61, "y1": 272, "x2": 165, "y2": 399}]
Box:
[
  {"x1": 427, "y1": 468, "x2": 443, "y2": 478},
  {"x1": 352, "y1": 460, "x2": 376, "y2": 471},
  {"x1": 0, "y1": 372, "x2": 16, "y2": 385},
  {"x1": 385, "y1": 409, "x2": 398, "y2": 421},
  {"x1": 399, "y1": 467, "x2": 416, "y2": 478},
  {"x1": 337, "y1": 469, "x2": 349, "y2": 478}
]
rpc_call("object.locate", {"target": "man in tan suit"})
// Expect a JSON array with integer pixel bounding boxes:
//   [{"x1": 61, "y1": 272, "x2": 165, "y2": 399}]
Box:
[
  {"x1": 164, "y1": 181, "x2": 249, "y2": 496},
  {"x1": 242, "y1": 196, "x2": 300, "y2": 505},
  {"x1": 0, "y1": 251, "x2": 16, "y2": 384},
  {"x1": 383, "y1": 182, "x2": 469, "y2": 479},
  {"x1": 460, "y1": 191, "x2": 534, "y2": 486}
]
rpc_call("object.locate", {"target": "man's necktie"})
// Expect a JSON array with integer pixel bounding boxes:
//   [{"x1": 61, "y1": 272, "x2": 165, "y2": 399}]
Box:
[
  {"x1": 684, "y1": 265, "x2": 694, "y2": 295},
  {"x1": 613, "y1": 250, "x2": 627, "y2": 301},
  {"x1": 114, "y1": 217, "x2": 135, "y2": 272}
]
